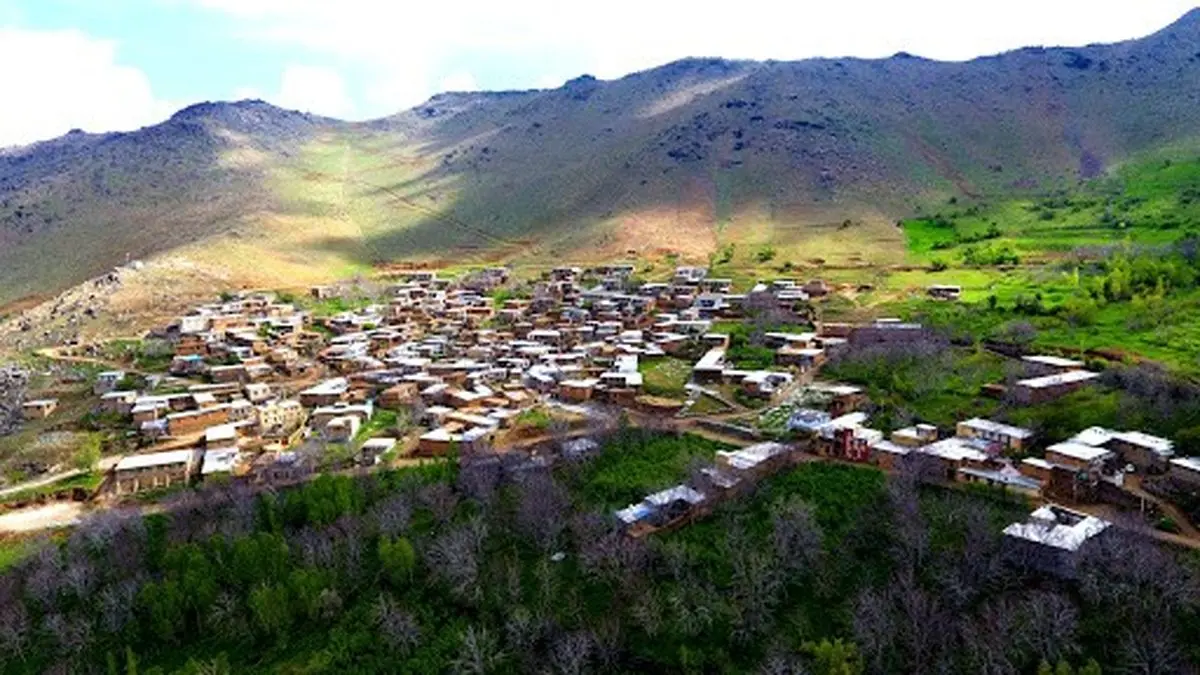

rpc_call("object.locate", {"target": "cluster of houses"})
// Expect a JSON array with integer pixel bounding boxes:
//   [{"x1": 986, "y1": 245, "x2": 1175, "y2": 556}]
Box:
[
  {"x1": 69, "y1": 265, "x2": 858, "y2": 496},
  {"x1": 22, "y1": 260, "x2": 1196, "y2": 570}
]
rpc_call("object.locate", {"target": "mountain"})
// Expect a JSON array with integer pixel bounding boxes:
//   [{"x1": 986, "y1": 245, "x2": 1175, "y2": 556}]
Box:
[{"x1": 3, "y1": 11, "x2": 1200, "y2": 308}]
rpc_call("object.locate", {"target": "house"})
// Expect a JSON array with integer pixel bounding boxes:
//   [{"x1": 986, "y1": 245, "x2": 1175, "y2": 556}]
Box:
[
  {"x1": 1168, "y1": 457, "x2": 1200, "y2": 486},
  {"x1": 100, "y1": 391, "x2": 139, "y2": 416},
  {"x1": 1022, "y1": 355, "x2": 1086, "y2": 377},
  {"x1": 1011, "y1": 370, "x2": 1100, "y2": 405},
  {"x1": 311, "y1": 402, "x2": 373, "y2": 429},
  {"x1": 1002, "y1": 505, "x2": 1111, "y2": 578},
  {"x1": 360, "y1": 437, "x2": 397, "y2": 466},
  {"x1": 165, "y1": 405, "x2": 229, "y2": 437},
  {"x1": 917, "y1": 438, "x2": 991, "y2": 480},
  {"x1": 693, "y1": 348, "x2": 726, "y2": 383},
  {"x1": 558, "y1": 378, "x2": 599, "y2": 403},
  {"x1": 300, "y1": 378, "x2": 349, "y2": 407},
  {"x1": 891, "y1": 424, "x2": 939, "y2": 448},
  {"x1": 323, "y1": 416, "x2": 361, "y2": 443},
  {"x1": 201, "y1": 448, "x2": 240, "y2": 478},
  {"x1": 927, "y1": 285, "x2": 962, "y2": 301},
  {"x1": 379, "y1": 382, "x2": 420, "y2": 409},
  {"x1": 616, "y1": 485, "x2": 707, "y2": 532},
  {"x1": 243, "y1": 383, "x2": 274, "y2": 404},
  {"x1": 1105, "y1": 431, "x2": 1174, "y2": 473},
  {"x1": 113, "y1": 449, "x2": 201, "y2": 495},
  {"x1": 956, "y1": 466, "x2": 1042, "y2": 497},
  {"x1": 673, "y1": 266, "x2": 708, "y2": 286},
  {"x1": 1044, "y1": 442, "x2": 1113, "y2": 473},
  {"x1": 956, "y1": 418, "x2": 1034, "y2": 453},
  {"x1": 94, "y1": 371, "x2": 126, "y2": 395},
  {"x1": 21, "y1": 399, "x2": 57, "y2": 419},
  {"x1": 716, "y1": 442, "x2": 793, "y2": 478},
  {"x1": 257, "y1": 400, "x2": 306, "y2": 437}
]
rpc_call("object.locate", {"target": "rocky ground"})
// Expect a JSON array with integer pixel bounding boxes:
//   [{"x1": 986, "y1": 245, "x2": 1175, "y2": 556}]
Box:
[
  {"x1": 0, "y1": 364, "x2": 29, "y2": 437},
  {"x1": 0, "y1": 256, "x2": 235, "y2": 355}
]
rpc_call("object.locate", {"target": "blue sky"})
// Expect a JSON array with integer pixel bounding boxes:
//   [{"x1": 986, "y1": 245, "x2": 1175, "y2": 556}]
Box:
[{"x1": 0, "y1": 0, "x2": 1195, "y2": 147}]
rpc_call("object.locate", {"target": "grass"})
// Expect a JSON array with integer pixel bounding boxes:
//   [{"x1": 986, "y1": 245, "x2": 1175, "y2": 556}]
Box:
[
  {"x1": 821, "y1": 346, "x2": 1008, "y2": 430},
  {"x1": 354, "y1": 410, "x2": 399, "y2": 446},
  {"x1": 639, "y1": 356, "x2": 692, "y2": 399},
  {"x1": 570, "y1": 430, "x2": 732, "y2": 508},
  {"x1": 0, "y1": 471, "x2": 103, "y2": 504},
  {"x1": 688, "y1": 394, "x2": 730, "y2": 415},
  {"x1": 0, "y1": 538, "x2": 33, "y2": 572}
]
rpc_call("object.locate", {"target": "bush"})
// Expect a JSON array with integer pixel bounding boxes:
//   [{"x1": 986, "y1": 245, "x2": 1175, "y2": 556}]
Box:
[{"x1": 755, "y1": 245, "x2": 777, "y2": 263}]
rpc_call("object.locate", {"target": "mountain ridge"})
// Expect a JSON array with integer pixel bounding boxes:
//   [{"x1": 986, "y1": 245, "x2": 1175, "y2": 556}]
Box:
[{"x1": 2, "y1": 10, "x2": 1200, "y2": 309}]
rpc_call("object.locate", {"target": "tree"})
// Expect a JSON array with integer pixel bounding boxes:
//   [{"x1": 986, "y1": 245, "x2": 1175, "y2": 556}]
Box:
[
  {"x1": 72, "y1": 434, "x2": 103, "y2": 472},
  {"x1": 452, "y1": 626, "x2": 505, "y2": 675},
  {"x1": 802, "y1": 638, "x2": 864, "y2": 675},
  {"x1": 247, "y1": 583, "x2": 293, "y2": 641},
  {"x1": 378, "y1": 536, "x2": 416, "y2": 588}
]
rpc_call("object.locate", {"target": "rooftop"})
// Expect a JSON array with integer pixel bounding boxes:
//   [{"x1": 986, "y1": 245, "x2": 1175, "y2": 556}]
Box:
[{"x1": 1003, "y1": 505, "x2": 1110, "y2": 551}]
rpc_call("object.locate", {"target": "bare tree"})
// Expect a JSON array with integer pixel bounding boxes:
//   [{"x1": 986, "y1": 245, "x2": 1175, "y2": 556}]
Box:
[
  {"x1": 373, "y1": 593, "x2": 420, "y2": 655},
  {"x1": 551, "y1": 630, "x2": 596, "y2": 675},
  {"x1": 426, "y1": 524, "x2": 483, "y2": 603},
  {"x1": 516, "y1": 473, "x2": 570, "y2": 551},
  {"x1": 451, "y1": 625, "x2": 505, "y2": 675},
  {"x1": 1116, "y1": 620, "x2": 1185, "y2": 675},
  {"x1": 371, "y1": 494, "x2": 413, "y2": 538},
  {"x1": 771, "y1": 497, "x2": 824, "y2": 577},
  {"x1": 1017, "y1": 591, "x2": 1079, "y2": 666},
  {"x1": 418, "y1": 482, "x2": 460, "y2": 525},
  {"x1": 0, "y1": 605, "x2": 30, "y2": 665},
  {"x1": 852, "y1": 588, "x2": 894, "y2": 675},
  {"x1": 457, "y1": 458, "x2": 500, "y2": 506}
]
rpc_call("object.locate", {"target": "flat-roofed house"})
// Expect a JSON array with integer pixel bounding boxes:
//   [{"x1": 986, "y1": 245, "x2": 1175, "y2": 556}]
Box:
[
  {"x1": 1011, "y1": 370, "x2": 1100, "y2": 405},
  {"x1": 1169, "y1": 457, "x2": 1200, "y2": 486},
  {"x1": 558, "y1": 378, "x2": 599, "y2": 403},
  {"x1": 166, "y1": 406, "x2": 230, "y2": 438},
  {"x1": 956, "y1": 418, "x2": 1035, "y2": 453},
  {"x1": 21, "y1": 399, "x2": 57, "y2": 419},
  {"x1": 94, "y1": 371, "x2": 126, "y2": 395},
  {"x1": 1106, "y1": 431, "x2": 1174, "y2": 473},
  {"x1": 1044, "y1": 442, "x2": 1113, "y2": 473},
  {"x1": 1003, "y1": 505, "x2": 1111, "y2": 578},
  {"x1": 1022, "y1": 355, "x2": 1086, "y2": 377},
  {"x1": 201, "y1": 448, "x2": 240, "y2": 479},
  {"x1": 693, "y1": 348, "x2": 726, "y2": 383},
  {"x1": 113, "y1": 449, "x2": 201, "y2": 495},
  {"x1": 300, "y1": 378, "x2": 349, "y2": 408}
]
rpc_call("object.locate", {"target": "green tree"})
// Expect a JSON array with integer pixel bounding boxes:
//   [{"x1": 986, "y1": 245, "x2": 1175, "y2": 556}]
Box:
[
  {"x1": 248, "y1": 583, "x2": 293, "y2": 640},
  {"x1": 138, "y1": 580, "x2": 185, "y2": 643},
  {"x1": 1078, "y1": 659, "x2": 1102, "y2": 675},
  {"x1": 1055, "y1": 659, "x2": 1076, "y2": 675},
  {"x1": 72, "y1": 434, "x2": 102, "y2": 471},
  {"x1": 379, "y1": 536, "x2": 417, "y2": 588},
  {"x1": 802, "y1": 639, "x2": 864, "y2": 675}
]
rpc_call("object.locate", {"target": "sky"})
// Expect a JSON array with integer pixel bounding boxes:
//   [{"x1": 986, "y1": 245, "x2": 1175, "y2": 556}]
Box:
[{"x1": 0, "y1": 0, "x2": 1195, "y2": 147}]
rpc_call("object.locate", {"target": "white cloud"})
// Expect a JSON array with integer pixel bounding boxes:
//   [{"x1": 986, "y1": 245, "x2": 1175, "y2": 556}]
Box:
[
  {"x1": 275, "y1": 65, "x2": 353, "y2": 117},
  {"x1": 193, "y1": 0, "x2": 1199, "y2": 118},
  {"x1": 0, "y1": 27, "x2": 173, "y2": 148}
]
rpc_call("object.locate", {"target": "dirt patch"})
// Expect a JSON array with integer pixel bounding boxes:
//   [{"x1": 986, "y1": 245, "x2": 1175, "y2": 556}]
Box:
[{"x1": 0, "y1": 502, "x2": 85, "y2": 534}]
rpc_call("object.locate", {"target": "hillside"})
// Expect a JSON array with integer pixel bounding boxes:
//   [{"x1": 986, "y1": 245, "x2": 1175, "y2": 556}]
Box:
[{"x1": 3, "y1": 10, "x2": 1200, "y2": 309}]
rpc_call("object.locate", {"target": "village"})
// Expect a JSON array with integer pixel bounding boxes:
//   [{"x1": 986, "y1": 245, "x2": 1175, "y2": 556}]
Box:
[{"x1": 6, "y1": 263, "x2": 1200, "y2": 572}]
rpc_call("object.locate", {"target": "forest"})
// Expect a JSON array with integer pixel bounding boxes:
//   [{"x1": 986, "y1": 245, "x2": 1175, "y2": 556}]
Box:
[{"x1": 0, "y1": 427, "x2": 1197, "y2": 674}]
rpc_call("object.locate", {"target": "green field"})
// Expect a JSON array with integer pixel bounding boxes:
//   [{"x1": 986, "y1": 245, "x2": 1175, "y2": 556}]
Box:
[{"x1": 638, "y1": 356, "x2": 692, "y2": 399}]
